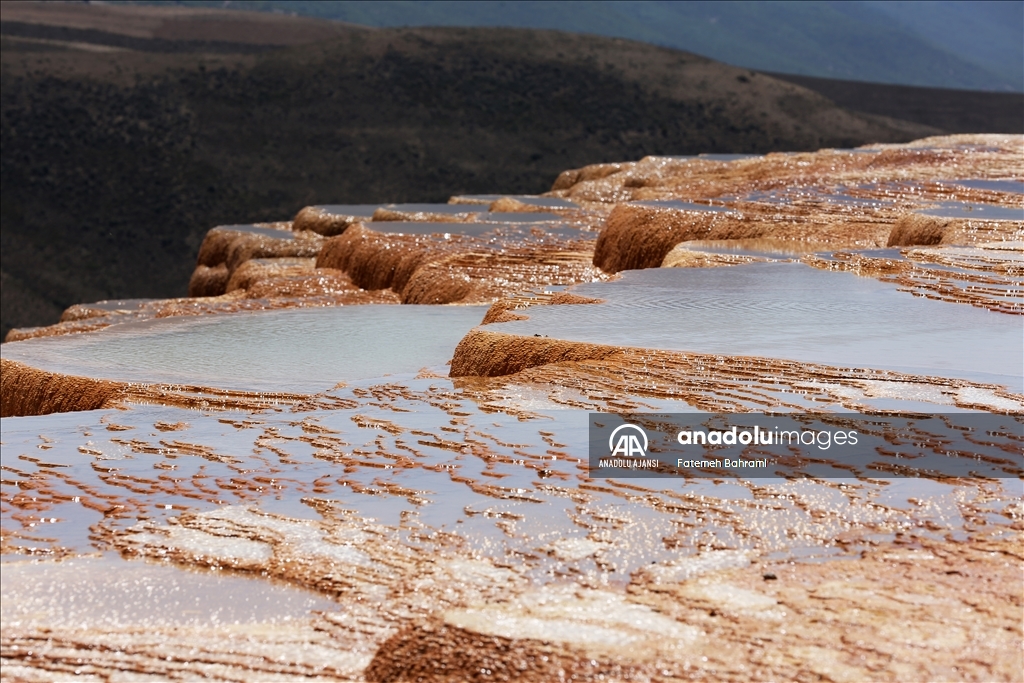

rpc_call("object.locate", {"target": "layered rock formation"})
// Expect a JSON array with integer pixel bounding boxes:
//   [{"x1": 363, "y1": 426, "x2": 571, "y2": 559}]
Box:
[
  {"x1": 2, "y1": 135, "x2": 1021, "y2": 682},
  {"x1": 7, "y1": 134, "x2": 1020, "y2": 348}
]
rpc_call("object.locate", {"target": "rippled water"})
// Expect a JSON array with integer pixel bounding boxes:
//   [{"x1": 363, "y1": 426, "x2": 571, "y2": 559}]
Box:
[
  {"x1": 741, "y1": 189, "x2": 892, "y2": 208},
  {"x1": 78, "y1": 298, "x2": 157, "y2": 312},
  {"x1": 942, "y1": 179, "x2": 1024, "y2": 195},
  {"x1": 314, "y1": 204, "x2": 382, "y2": 216},
  {"x1": 919, "y1": 202, "x2": 1023, "y2": 220},
  {"x1": 1, "y1": 305, "x2": 486, "y2": 392},
  {"x1": 5, "y1": 388, "x2": 1000, "y2": 573},
  {"x1": 476, "y1": 212, "x2": 564, "y2": 223},
  {"x1": 493, "y1": 261, "x2": 1023, "y2": 390}
]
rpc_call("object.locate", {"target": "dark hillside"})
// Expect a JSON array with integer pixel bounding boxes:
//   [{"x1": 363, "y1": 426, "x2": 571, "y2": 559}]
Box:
[
  {"x1": 767, "y1": 72, "x2": 1024, "y2": 134},
  {"x1": 1, "y1": 17, "x2": 937, "y2": 338}
]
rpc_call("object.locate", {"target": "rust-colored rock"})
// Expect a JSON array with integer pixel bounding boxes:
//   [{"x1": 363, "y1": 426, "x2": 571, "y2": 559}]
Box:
[
  {"x1": 662, "y1": 245, "x2": 765, "y2": 268},
  {"x1": 880, "y1": 212, "x2": 1014, "y2": 247},
  {"x1": 594, "y1": 203, "x2": 749, "y2": 272},
  {"x1": 292, "y1": 205, "x2": 363, "y2": 236},
  {"x1": 401, "y1": 251, "x2": 603, "y2": 305},
  {"x1": 363, "y1": 534, "x2": 1023, "y2": 682},
  {"x1": 450, "y1": 330, "x2": 619, "y2": 377},
  {"x1": 194, "y1": 224, "x2": 287, "y2": 268},
  {"x1": 224, "y1": 257, "x2": 316, "y2": 293},
  {"x1": 481, "y1": 301, "x2": 530, "y2": 324},
  {"x1": 0, "y1": 358, "x2": 121, "y2": 417},
  {"x1": 364, "y1": 617, "x2": 653, "y2": 683},
  {"x1": 316, "y1": 223, "x2": 444, "y2": 292},
  {"x1": 5, "y1": 318, "x2": 118, "y2": 342},
  {"x1": 316, "y1": 223, "x2": 603, "y2": 305},
  {"x1": 398, "y1": 263, "x2": 475, "y2": 305},
  {"x1": 480, "y1": 291, "x2": 600, "y2": 325},
  {"x1": 548, "y1": 292, "x2": 600, "y2": 306},
  {"x1": 187, "y1": 264, "x2": 231, "y2": 297},
  {"x1": 550, "y1": 162, "x2": 626, "y2": 191},
  {"x1": 887, "y1": 213, "x2": 950, "y2": 246},
  {"x1": 242, "y1": 269, "x2": 401, "y2": 304},
  {"x1": 560, "y1": 135, "x2": 1023, "y2": 274},
  {"x1": 190, "y1": 224, "x2": 322, "y2": 297}
]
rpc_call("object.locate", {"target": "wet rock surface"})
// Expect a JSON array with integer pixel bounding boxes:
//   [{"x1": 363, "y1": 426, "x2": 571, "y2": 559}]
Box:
[{"x1": 2, "y1": 135, "x2": 1022, "y2": 681}]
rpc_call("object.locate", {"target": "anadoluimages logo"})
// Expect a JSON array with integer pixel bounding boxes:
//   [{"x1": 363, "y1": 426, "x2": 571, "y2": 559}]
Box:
[
  {"x1": 591, "y1": 413, "x2": 1021, "y2": 480},
  {"x1": 608, "y1": 424, "x2": 648, "y2": 457}
]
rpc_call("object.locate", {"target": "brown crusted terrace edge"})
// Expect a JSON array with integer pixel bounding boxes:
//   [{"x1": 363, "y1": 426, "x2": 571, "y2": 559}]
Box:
[
  {"x1": 0, "y1": 358, "x2": 122, "y2": 417},
  {"x1": 449, "y1": 329, "x2": 619, "y2": 377},
  {"x1": 0, "y1": 358, "x2": 351, "y2": 417}
]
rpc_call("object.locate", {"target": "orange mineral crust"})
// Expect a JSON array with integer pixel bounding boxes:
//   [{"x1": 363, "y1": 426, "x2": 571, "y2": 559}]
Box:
[
  {"x1": 292, "y1": 204, "x2": 370, "y2": 236},
  {"x1": 560, "y1": 135, "x2": 1022, "y2": 272},
  {"x1": 0, "y1": 357, "x2": 354, "y2": 417},
  {"x1": 555, "y1": 135, "x2": 1021, "y2": 208},
  {"x1": 804, "y1": 241, "x2": 1023, "y2": 315},
  {"x1": 188, "y1": 222, "x2": 324, "y2": 297},
  {"x1": 315, "y1": 222, "x2": 603, "y2": 304},
  {"x1": 364, "y1": 535, "x2": 1022, "y2": 682},
  {"x1": 5, "y1": 511, "x2": 1019, "y2": 682},
  {"x1": 0, "y1": 359, "x2": 121, "y2": 417},
  {"x1": 449, "y1": 330, "x2": 1022, "y2": 414}
]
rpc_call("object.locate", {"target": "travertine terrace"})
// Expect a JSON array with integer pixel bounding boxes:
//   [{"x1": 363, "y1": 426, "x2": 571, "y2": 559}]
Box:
[{"x1": 2, "y1": 135, "x2": 1022, "y2": 681}]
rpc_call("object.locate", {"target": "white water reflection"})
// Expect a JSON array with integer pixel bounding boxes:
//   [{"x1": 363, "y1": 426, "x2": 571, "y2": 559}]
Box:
[
  {"x1": 492, "y1": 262, "x2": 1023, "y2": 390},
  {"x1": 1, "y1": 555, "x2": 336, "y2": 629},
  {"x1": 1, "y1": 305, "x2": 487, "y2": 392}
]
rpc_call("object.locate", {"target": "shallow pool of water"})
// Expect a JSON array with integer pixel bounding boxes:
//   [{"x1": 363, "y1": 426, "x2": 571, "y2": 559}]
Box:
[
  {"x1": 1, "y1": 305, "x2": 487, "y2": 392},
  {"x1": 919, "y1": 202, "x2": 1022, "y2": 221},
  {"x1": 6, "y1": 391, "x2": 1004, "y2": 580},
  {"x1": 314, "y1": 204, "x2": 383, "y2": 216},
  {"x1": 476, "y1": 212, "x2": 564, "y2": 223},
  {"x1": 741, "y1": 189, "x2": 892, "y2": 208},
  {"x1": 381, "y1": 203, "x2": 484, "y2": 215},
  {"x1": 491, "y1": 262, "x2": 1023, "y2": 390},
  {"x1": 942, "y1": 179, "x2": 1024, "y2": 195}
]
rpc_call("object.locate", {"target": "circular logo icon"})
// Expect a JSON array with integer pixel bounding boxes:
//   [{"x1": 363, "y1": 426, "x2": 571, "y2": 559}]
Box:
[{"x1": 608, "y1": 424, "x2": 648, "y2": 457}]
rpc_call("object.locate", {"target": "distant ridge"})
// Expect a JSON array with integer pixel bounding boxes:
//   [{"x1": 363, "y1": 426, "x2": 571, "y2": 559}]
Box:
[
  {"x1": 766, "y1": 73, "x2": 1024, "y2": 135},
  {"x1": 117, "y1": 0, "x2": 1024, "y2": 92}
]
